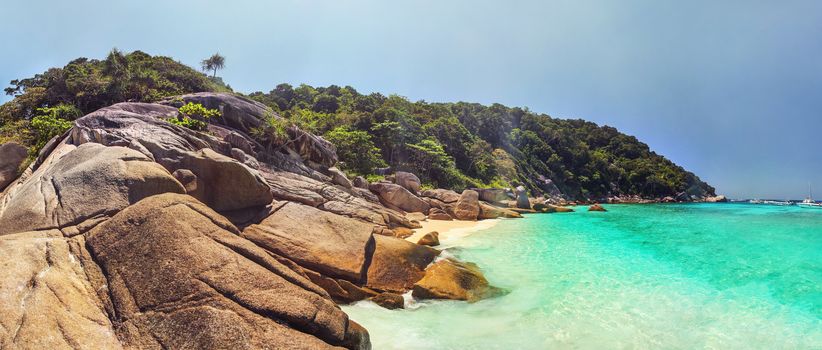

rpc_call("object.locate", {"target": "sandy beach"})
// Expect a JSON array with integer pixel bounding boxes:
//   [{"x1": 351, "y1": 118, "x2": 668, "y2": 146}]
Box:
[{"x1": 406, "y1": 218, "x2": 500, "y2": 244}]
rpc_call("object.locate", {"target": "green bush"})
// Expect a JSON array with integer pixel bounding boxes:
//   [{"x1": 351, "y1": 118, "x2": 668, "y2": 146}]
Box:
[{"x1": 168, "y1": 102, "x2": 220, "y2": 131}]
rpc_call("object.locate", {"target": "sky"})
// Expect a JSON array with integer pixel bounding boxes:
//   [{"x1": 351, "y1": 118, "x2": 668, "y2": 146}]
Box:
[{"x1": 2, "y1": 0, "x2": 820, "y2": 199}]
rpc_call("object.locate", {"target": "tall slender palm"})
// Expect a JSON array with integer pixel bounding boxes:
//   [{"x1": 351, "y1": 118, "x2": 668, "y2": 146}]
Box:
[{"x1": 201, "y1": 53, "x2": 225, "y2": 78}]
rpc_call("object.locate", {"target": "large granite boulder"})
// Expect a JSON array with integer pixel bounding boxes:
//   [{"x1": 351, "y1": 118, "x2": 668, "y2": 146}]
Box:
[
  {"x1": 242, "y1": 202, "x2": 375, "y2": 282},
  {"x1": 0, "y1": 142, "x2": 27, "y2": 191},
  {"x1": 478, "y1": 202, "x2": 522, "y2": 219},
  {"x1": 412, "y1": 259, "x2": 501, "y2": 302},
  {"x1": 368, "y1": 182, "x2": 430, "y2": 214},
  {"x1": 366, "y1": 235, "x2": 439, "y2": 293},
  {"x1": 453, "y1": 190, "x2": 480, "y2": 221},
  {"x1": 473, "y1": 188, "x2": 511, "y2": 205},
  {"x1": 420, "y1": 188, "x2": 461, "y2": 204},
  {"x1": 0, "y1": 230, "x2": 121, "y2": 349},
  {"x1": 428, "y1": 208, "x2": 453, "y2": 220},
  {"x1": 70, "y1": 105, "x2": 272, "y2": 212},
  {"x1": 0, "y1": 143, "x2": 184, "y2": 236},
  {"x1": 329, "y1": 166, "x2": 353, "y2": 189},
  {"x1": 394, "y1": 171, "x2": 421, "y2": 194},
  {"x1": 515, "y1": 186, "x2": 531, "y2": 209},
  {"x1": 85, "y1": 193, "x2": 369, "y2": 349}
]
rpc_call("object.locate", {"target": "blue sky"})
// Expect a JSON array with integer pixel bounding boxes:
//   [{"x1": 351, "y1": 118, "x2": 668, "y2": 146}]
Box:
[{"x1": 2, "y1": 0, "x2": 821, "y2": 199}]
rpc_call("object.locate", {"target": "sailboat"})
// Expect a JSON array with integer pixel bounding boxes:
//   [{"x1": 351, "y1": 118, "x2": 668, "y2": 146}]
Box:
[{"x1": 798, "y1": 183, "x2": 822, "y2": 209}]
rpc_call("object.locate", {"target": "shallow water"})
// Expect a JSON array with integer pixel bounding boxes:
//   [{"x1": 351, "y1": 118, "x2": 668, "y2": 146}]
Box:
[{"x1": 342, "y1": 203, "x2": 822, "y2": 349}]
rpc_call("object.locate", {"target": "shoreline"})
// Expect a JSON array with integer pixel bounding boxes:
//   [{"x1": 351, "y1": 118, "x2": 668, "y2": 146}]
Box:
[{"x1": 406, "y1": 218, "x2": 501, "y2": 245}]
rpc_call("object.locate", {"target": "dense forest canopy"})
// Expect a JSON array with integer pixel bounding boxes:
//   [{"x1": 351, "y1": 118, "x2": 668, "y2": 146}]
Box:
[{"x1": 0, "y1": 50, "x2": 714, "y2": 200}]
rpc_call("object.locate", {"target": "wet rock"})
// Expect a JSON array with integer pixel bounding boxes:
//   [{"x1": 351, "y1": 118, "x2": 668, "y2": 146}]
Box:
[
  {"x1": 370, "y1": 292, "x2": 405, "y2": 310},
  {"x1": 588, "y1": 204, "x2": 607, "y2": 212},
  {"x1": 417, "y1": 231, "x2": 440, "y2": 246},
  {"x1": 412, "y1": 259, "x2": 502, "y2": 302}
]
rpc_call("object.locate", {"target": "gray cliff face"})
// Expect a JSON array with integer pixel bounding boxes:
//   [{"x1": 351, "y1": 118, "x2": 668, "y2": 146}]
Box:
[{"x1": 0, "y1": 93, "x2": 506, "y2": 349}]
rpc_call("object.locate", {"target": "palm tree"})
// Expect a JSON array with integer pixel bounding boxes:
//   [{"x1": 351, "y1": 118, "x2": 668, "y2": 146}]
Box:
[{"x1": 201, "y1": 53, "x2": 225, "y2": 78}]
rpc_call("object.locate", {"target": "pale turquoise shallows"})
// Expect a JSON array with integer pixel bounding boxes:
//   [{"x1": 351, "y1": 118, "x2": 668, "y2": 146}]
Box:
[{"x1": 342, "y1": 204, "x2": 822, "y2": 349}]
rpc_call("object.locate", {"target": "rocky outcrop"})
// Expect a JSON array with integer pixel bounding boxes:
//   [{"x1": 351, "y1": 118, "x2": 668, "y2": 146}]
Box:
[
  {"x1": 0, "y1": 143, "x2": 185, "y2": 236},
  {"x1": 85, "y1": 193, "x2": 368, "y2": 349},
  {"x1": 588, "y1": 204, "x2": 607, "y2": 211},
  {"x1": 353, "y1": 176, "x2": 369, "y2": 189},
  {"x1": 368, "y1": 182, "x2": 430, "y2": 214},
  {"x1": 0, "y1": 142, "x2": 26, "y2": 191},
  {"x1": 412, "y1": 259, "x2": 502, "y2": 302},
  {"x1": 428, "y1": 208, "x2": 453, "y2": 220},
  {"x1": 369, "y1": 293, "x2": 404, "y2": 310},
  {"x1": 473, "y1": 188, "x2": 512, "y2": 205},
  {"x1": 329, "y1": 166, "x2": 353, "y2": 189},
  {"x1": 366, "y1": 235, "x2": 439, "y2": 293},
  {"x1": 417, "y1": 231, "x2": 440, "y2": 246},
  {"x1": 394, "y1": 171, "x2": 421, "y2": 194},
  {"x1": 0, "y1": 230, "x2": 121, "y2": 349},
  {"x1": 453, "y1": 190, "x2": 480, "y2": 220},
  {"x1": 705, "y1": 195, "x2": 728, "y2": 203},
  {"x1": 515, "y1": 186, "x2": 531, "y2": 209},
  {"x1": 478, "y1": 202, "x2": 522, "y2": 219}
]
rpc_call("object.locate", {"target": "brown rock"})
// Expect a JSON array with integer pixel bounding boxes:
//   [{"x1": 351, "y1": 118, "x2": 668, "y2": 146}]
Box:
[
  {"x1": 417, "y1": 231, "x2": 440, "y2": 246},
  {"x1": 392, "y1": 227, "x2": 415, "y2": 239},
  {"x1": 552, "y1": 205, "x2": 575, "y2": 213},
  {"x1": 85, "y1": 193, "x2": 368, "y2": 349},
  {"x1": 478, "y1": 202, "x2": 523, "y2": 219},
  {"x1": 588, "y1": 203, "x2": 607, "y2": 212},
  {"x1": 0, "y1": 143, "x2": 185, "y2": 236},
  {"x1": 0, "y1": 142, "x2": 27, "y2": 191},
  {"x1": 242, "y1": 202, "x2": 374, "y2": 282},
  {"x1": 366, "y1": 235, "x2": 440, "y2": 293},
  {"x1": 329, "y1": 166, "x2": 353, "y2": 189},
  {"x1": 352, "y1": 176, "x2": 369, "y2": 189},
  {"x1": 453, "y1": 190, "x2": 480, "y2": 220},
  {"x1": 473, "y1": 188, "x2": 511, "y2": 204},
  {"x1": 394, "y1": 171, "x2": 421, "y2": 194},
  {"x1": 368, "y1": 182, "x2": 430, "y2": 213},
  {"x1": 412, "y1": 259, "x2": 502, "y2": 302},
  {"x1": 428, "y1": 208, "x2": 453, "y2": 220},
  {"x1": 0, "y1": 230, "x2": 121, "y2": 349},
  {"x1": 419, "y1": 188, "x2": 461, "y2": 203},
  {"x1": 370, "y1": 292, "x2": 405, "y2": 310},
  {"x1": 172, "y1": 168, "x2": 198, "y2": 192}
]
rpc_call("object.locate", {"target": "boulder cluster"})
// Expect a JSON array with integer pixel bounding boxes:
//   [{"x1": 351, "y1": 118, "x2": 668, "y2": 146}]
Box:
[{"x1": 0, "y1": 93, "x2": 508, "y2": 349}]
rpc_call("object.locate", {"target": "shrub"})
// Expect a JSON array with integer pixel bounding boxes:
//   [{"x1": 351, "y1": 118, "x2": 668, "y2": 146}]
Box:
[{"x1": 169, "y1": 102, "x2": 220, "y2": 131}]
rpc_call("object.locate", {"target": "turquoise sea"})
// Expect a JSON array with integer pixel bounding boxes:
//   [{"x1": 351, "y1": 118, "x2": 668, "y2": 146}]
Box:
[{"x1": 343, "y1": 203, "x2": 822, "y2": 349}]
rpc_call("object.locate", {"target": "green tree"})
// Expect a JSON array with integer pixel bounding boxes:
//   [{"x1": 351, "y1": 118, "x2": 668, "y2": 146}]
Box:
[
  {"x1": 200, "y1": 53, "x2": 226, "y2": 78},
  {"x1": 324, "y1": 126, "x2": 386, "y2": 174}
]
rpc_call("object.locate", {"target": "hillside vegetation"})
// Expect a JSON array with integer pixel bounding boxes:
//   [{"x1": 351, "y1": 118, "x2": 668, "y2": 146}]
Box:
[{"x1": 1, "y1": 50, "x2": 713, "y2": 200}]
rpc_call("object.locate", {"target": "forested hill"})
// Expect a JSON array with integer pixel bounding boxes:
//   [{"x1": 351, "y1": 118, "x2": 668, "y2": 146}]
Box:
[{"x1": 0, "y1": 50, "x2": 714, "y2": 200}]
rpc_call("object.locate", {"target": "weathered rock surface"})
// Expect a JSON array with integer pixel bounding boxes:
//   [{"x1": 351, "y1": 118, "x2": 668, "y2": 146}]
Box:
[
  {"x1": 473, "y1": 188, "x2": 511, "y2": 205},
  {"x1": 366, "y1": 235, "x2": 439, "y2": 293},
  {"x1": 705, "y1": 195, "x2": 728, "y2": 203},
  {"x1": 0, "y1": 142, "x2": 27, "y2": 191},
  {"x1": 394, "y1": 171, "x2": 421, "y2": 194},
  {"x1": 242, "y1": 202, "x2": 375, "y2": 282},
  {"x1": 478, "y1": 202, "x2": 522, "y2": 219},
  {"x1": 352, "y1": 176, "x2": 369, "y2": 189},
  {"x1": 428, "y1": 208, "x2": 453, "y2": 220},
  {"x1": 0, "y1": 230, "x2": 121, "y2": 349},
  {"x1": 453, "y1": 190, "x2": 480, "y2": 220},
  {"x1": 368, "y1": 182, "x2": 430, "y2": 214},
  {"x1": 412, "y1": 259, "x2": 501, "y2": 302},
  {"x1": 420, "y1": 188, "x2": 461, "y2": 204},
  {"x1": 0, "y1": 143, "x2": 184, "y2": 236},
  {"x1": 86, "y1": 193, "x2": 369, "y2": 349},
  {"x1": 417, "y1": 231, "x2": 440, "y2": 246},
  {"x1": 329, "y1": 167, "x2": 353, "y2": 189}
]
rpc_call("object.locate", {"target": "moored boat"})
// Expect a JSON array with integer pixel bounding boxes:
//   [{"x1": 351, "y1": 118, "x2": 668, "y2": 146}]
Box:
[{"x1": 798, "y1": 183, "x2": 822, "y2": 209}]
